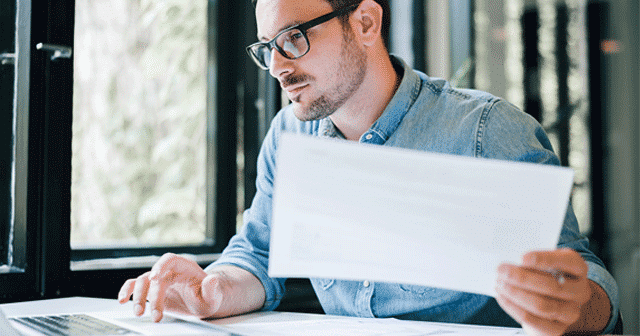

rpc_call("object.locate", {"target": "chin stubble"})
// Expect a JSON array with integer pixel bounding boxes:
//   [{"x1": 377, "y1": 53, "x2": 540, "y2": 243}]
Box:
[{"x1": 296, "y1": 28, "x2": 367, "y2": 122}]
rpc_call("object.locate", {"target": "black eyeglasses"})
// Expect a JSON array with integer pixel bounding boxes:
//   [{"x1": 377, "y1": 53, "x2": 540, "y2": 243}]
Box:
[{"x1": 246, "y1": 3, "x2": 360, "y2": 70}]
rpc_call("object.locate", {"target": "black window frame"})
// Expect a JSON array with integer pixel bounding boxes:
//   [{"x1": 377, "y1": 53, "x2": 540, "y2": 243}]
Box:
[
  {"x1": 0, "y1": 0, "x2": 18, "y2": 269},
  {"x1": 0, "y1": 0, "x2": 274, "y2": 302},
  {"x1": 67, "y1": 0, "x2": 261, "y2": 298},
  {"x1": 0, "y1": 0, "x2": 41, "y2": 303}
]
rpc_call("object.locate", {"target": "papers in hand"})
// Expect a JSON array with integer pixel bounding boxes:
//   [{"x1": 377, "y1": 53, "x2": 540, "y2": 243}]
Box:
[{"x1": 270, "y1": 133, "x2": 574, "y2": 297}]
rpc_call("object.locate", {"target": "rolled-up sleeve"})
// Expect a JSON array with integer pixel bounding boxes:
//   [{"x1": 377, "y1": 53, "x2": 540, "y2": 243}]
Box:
[
  {"x1": 586, "y1": 260, "x2": 619, "y2": 333},
  {"x1": 558, "y1": 206, "x2": 620, "y2": 334}
]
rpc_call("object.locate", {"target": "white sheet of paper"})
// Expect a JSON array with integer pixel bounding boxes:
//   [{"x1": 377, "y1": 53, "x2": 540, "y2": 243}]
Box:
[
  {"x1": 192, "y1": 311, "x2": 524, "y2": 336},
  {"x1": 269, "y1": 133, "x2": 574, "y2": 297},
  {"x1": 222, "y1": 316, "x2": 525, "y2": 336}
]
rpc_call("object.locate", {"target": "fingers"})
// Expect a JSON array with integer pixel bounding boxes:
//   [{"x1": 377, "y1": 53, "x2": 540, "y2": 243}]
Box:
[
  {"x1": 149, "y1": 253, "x2": 201, "y2": 282},
  {"x1": 147, "y1": 275, "x2": 169, "y2": 322},
  {"x1": 118, "y1": 253, "x2": 209, "y2": 322},
  {"x1": 496, "y1": 280, "x2": 580, "y2": 325},
  {"x1": 118, "y1": 278, "x2": 136, "y2": 304},
  {"x1": 495, "y1": 292, "x2": 567, "y2": 336},
  {"x1": 132, "y1": 273, "x2": 151, "y2": 316},
  {"x1": 522, "y1": 248, "x2": 588, "y2": 279},
  {"x1": 497, "y1": 264, "x2": 589, "y2": 301},
  {"x1": 496, "y1": 249, "x2": 593, "y2": 335},
  {"x1": 144, "y1": 253, "x2": 184, "y2": 322},
  {"x1": 117, "y1": 272, "x2": 154, "y2": 316}
]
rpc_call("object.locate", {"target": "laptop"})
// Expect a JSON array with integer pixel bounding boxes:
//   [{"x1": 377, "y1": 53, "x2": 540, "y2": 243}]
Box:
[{"x1": 0, "y1": 298, "x2": 240, "y2": 336}]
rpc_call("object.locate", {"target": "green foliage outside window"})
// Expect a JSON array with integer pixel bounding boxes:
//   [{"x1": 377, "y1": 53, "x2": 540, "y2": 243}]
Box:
[{"x1": 71, "y1": 0, "x2": 208, "y2": 247}]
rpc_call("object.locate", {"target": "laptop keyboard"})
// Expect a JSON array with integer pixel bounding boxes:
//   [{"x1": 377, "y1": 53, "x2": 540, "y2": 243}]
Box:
[{"x1": 10, "y1": 314, "x2": 141, "y2": 335}]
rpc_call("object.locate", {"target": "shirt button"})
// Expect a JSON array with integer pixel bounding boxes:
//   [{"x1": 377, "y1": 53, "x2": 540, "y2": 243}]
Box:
[
  {"x1": 363, "y1": 280, "x2": 370, "y2": 287},
  {"x1": 365, "y1": 134, "x2": 373, "y2": 140}
]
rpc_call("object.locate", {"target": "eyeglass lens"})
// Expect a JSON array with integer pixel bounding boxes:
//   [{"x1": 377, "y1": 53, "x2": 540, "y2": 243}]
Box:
[{"x1": 252, "y1": 28, "x2": 309, "y2": 69}]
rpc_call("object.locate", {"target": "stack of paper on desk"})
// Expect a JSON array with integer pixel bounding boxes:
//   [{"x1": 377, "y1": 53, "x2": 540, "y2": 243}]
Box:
[
  {"x1": 202, "y1": 311, "x2": 526, "y2": 335},
  {"x1": 270, "y1": 133, "x2": 574, "y2": 297}
]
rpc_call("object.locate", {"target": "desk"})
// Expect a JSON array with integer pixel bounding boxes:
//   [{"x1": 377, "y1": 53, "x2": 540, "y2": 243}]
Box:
[{"x1": 0, "y1": 296, "x2": 533, "y2": 335}]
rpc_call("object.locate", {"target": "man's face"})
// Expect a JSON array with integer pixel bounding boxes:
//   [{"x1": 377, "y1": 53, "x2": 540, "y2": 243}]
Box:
[{"x1": 255, "y1": 0, "x2": 367, "y2": 121}]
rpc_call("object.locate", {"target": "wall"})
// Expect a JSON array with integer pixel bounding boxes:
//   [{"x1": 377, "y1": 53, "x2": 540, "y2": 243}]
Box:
[{"x1": 604, "y1": 0, "x2": 640, "y2": 333}]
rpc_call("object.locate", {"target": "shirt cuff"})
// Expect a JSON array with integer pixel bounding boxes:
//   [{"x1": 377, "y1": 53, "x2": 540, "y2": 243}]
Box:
[
  {"x1": 205, "y1": 258, "x2": 284, "y2": 312},
  {"x1": 586, "y1": 260, "x2": 620, "y2": 334}
]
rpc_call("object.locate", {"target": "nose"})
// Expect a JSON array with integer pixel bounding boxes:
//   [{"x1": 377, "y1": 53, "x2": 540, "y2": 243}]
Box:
[{"x1": 268, "y1": 47, "x2": 294, "y2": 79}]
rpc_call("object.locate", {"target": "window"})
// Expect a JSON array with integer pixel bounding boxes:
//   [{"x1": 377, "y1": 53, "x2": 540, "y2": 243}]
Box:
[
  {"x1": 0, "y1": 0, "x2": 265, "y2": 301},
  {"x1": 67, "y1": 0, "x2": 271, "y2": 298},
  {"x1": 69, "y1": 1, "x2": 265, "y2": 271},
  {"x1": 69, "y1": 0, "x2": 267, "y2": 277}
]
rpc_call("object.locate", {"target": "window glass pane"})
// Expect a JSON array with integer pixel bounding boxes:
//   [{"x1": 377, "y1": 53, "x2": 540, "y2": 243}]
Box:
[{"x1": 71, "y1": 0, "x2": 208, "y2": 248}]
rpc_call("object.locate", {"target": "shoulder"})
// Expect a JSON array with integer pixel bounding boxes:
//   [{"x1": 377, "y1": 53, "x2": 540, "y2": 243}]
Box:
[
  {"x1": 415, "y1": 71, "x2": 539, "y2": 132},
  {"x1": 411, "y1": 72, "x2": 514, "y2": 129},
  {"x1": 418, "y1": 72, "x2": 503, "y2": 111},
  {"x1": 412, "y1": 72, "x2": 557, "y2": 164},
  {"x1": 470, "y1": 97, "x2": 557, "y2": 164}
]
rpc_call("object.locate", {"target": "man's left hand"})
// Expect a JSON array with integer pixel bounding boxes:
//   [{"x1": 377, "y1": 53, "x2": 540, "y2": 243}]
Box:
[{"x1": 495, "y1": 248, "x2": 605, "y2": 336}]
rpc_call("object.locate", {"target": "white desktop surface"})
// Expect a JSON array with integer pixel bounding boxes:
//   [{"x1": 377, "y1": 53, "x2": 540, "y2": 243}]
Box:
[{"x1": 0, "y1": 297, "x2": 526, "y2": 335}]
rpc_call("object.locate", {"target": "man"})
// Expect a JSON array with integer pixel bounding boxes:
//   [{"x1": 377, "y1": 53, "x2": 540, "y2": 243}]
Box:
[{"x1": 118, "y1": 0, "x2": 620, "y2": 334}]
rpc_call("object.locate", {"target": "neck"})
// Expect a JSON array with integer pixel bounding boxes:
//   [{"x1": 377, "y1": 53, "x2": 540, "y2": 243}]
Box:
[{"x1": 330, "y1": 54, "x2": 399, "y2": 141}]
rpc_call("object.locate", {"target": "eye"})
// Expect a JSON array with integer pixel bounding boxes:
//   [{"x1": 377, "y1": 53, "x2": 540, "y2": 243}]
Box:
[{"x1": 282, "y1": 28, "x2": 305, "y2": 43}]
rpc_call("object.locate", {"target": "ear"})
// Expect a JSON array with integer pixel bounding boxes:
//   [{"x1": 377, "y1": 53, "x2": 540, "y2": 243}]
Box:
[{"x1": 350, "y1": 0, "x2": 383, "y2": 47}]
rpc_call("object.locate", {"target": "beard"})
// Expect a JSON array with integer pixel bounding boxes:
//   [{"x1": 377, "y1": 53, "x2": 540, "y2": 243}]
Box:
[{"x1": 291, "y1": 27, "x2": 367, "y2": 122}]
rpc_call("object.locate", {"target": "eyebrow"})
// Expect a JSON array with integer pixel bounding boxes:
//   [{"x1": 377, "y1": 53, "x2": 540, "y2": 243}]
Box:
[{"x1": 257, "y1": 20, "x2": 305, "y2": 42}]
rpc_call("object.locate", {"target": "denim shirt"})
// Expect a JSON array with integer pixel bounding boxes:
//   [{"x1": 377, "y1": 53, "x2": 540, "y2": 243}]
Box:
[{"x1": 208, "y1": 56, "x2": 620, "y2": 332}]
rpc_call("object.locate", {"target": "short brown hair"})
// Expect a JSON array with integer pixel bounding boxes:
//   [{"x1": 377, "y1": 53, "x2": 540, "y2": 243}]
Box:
[{"x1": 252, "y1": 0, "x2": 390, "y2": 49}]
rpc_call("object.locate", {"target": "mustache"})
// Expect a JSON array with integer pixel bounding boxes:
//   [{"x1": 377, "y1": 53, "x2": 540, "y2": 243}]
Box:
[{"x1": 281, "y1": 74, "x2": 313, "y2": 87}]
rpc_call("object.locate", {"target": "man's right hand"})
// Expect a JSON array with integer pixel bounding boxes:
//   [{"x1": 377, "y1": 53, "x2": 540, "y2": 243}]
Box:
[{"x1": 117, "y1": 253, "x2": 265, "y2": 322}]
